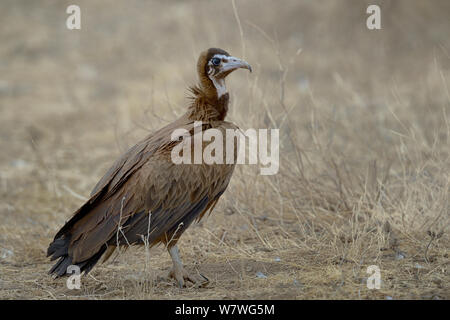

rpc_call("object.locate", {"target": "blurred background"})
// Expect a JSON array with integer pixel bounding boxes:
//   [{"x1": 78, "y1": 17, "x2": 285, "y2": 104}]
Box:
[{"x1": 0, "y1": 0, "x2": 449, "y2": 299}]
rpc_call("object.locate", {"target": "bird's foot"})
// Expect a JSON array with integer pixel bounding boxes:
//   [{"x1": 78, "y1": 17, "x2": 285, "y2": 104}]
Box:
[{"x1": 168, "y1": 266, "x2": 209, "y2": 288}]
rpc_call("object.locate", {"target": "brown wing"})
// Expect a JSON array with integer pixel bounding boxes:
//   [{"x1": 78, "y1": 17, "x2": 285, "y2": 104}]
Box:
[
  {"x1": 70, "y1": 155, "x2": 234, "y2": 262},
  {"x1": 47, "y1": 119, "x2": 237, "y2": 277},
  {"x1": 51, "y1": 115, "x2": 192, "y2": 240}
]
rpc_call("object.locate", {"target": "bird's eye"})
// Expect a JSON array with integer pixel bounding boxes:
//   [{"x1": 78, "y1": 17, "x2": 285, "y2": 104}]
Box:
[{"x1": 211, "y1": 58, "x2": 221, "y2": 66}]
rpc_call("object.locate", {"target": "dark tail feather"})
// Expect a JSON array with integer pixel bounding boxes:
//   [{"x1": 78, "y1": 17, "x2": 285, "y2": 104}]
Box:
[
  {"x1": 47, "y1": 237, "x2": 69, "y2": 261},
  {"x1": 48, "y1": 235, "x2": 106, "y2": 278},
  {"x1": 49, "y1": 254, "x2": 73, "y2": 277}
]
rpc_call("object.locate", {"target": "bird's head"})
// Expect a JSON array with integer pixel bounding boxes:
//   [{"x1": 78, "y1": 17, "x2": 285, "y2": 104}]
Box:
[{"x1": 197, "y1": 48, "x2": 252, "y2": 99}]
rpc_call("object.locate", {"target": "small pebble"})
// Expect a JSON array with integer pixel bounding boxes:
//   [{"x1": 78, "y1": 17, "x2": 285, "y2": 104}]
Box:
[
  {"x1": 256, "y1": 272, "x2": 267, "y2": 279},
  {"x1": 0, "y1": 248, "x2": 14, "y2": 260},
  {"x1": 395, "y1": 251, "x2": 406, "y2": 260},
  {"x1": 10, "y1": 159, "x2": 29, "y2": 169}
]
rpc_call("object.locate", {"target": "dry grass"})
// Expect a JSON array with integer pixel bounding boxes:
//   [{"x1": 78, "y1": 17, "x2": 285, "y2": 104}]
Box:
[{"x1": 0, "y1": 0, "x2": 449, "y2": 299}]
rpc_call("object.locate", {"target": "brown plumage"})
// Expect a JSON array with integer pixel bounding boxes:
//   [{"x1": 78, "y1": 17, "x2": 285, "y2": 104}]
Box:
[{"x1": 47, "y1": 48, "x2": 251, "y2": 287}]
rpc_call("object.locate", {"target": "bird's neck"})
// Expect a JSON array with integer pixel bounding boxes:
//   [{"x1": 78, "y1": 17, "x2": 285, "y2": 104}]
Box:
[
  {"x1": 198, "y1": 71, "x2": 227, "y2": 99},
  {"x1": 210, "y1": 77, "x2": 227, "y2": 99},
  {"x1": 187, "y1": 84, "x2": 229, "y2": 122}
]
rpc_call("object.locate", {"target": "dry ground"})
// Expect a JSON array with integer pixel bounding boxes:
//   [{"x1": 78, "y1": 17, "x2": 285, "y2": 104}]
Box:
[{"x1": 0, "y1": 0, "x2": 449, "y2": 299}]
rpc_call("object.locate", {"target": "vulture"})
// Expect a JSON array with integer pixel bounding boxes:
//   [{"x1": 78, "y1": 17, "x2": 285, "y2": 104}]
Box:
[{"x1": 47, "y1": 48, "x2": 252, "y2": 287}]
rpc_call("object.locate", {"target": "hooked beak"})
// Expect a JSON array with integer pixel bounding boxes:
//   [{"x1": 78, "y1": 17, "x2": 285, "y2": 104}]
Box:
[{"x1": 221, "y1": 56, "x2": 252, "y2": 74}]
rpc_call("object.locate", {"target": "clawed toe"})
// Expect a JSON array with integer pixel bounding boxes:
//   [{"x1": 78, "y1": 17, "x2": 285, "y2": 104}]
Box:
[
  {"x1": 168, "y1": 267, "x2": 209, "y2": 288},
  {"x1": 167, "y1": 245, "x2": 209, "y2": 288}
]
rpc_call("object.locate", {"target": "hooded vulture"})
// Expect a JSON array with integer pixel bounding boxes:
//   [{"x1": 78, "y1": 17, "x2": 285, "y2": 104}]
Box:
[{"x1": 47, "y1": 48, "x2": 252, "y2": 287}]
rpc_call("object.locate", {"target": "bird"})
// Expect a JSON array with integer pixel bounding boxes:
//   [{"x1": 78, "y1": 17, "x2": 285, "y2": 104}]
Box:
[{"x1": 47, "y1": 48, "x2": 252, "y2": 287}]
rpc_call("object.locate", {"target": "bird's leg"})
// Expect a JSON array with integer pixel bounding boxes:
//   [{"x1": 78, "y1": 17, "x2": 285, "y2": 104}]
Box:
[{"x1": 167, "y1": 245, "x2": 208, "y2": 288}]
